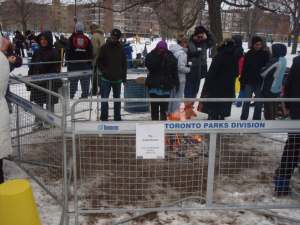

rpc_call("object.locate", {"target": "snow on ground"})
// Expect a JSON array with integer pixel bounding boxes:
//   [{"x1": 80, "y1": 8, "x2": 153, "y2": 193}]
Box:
[
  {"x1": 4, "y1": 157, "x2": 300, "y2": 225},
  {"x1": 4, "y1": 39, "x2": 300, "y2": 225}
]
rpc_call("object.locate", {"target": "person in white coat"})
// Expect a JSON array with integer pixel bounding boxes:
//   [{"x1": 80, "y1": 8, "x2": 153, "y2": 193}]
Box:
[
  {"x1": 0, "y1": 34, "x2": 12, "y2": 184},
  {"x1": 168, "y1": 36, "x2": 190, "y2": 120}
]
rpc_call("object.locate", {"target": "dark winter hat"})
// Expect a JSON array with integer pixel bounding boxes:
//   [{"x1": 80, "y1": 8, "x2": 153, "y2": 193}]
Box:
[
  {"x1": 156, "y1": 40, "x2": 168, "y2": 50},
  {"x1": 38, "y1": 31, "x2": 53, "y2": 47},
  {"x1": 272, "y1": 43, "x2": 287, "y2": 58},
  {"x1": 251, "y1": 36, "x2": 263, "y2": 46},
  {"x1": 111, "y1": 29, "x2": 122, "y2": 39},
  {"x1": 232, "y1": 35, "x2": 243, "y2": 48},
  {"x1": 194, "y1": 26, "x2": 208, "y2": 35}
]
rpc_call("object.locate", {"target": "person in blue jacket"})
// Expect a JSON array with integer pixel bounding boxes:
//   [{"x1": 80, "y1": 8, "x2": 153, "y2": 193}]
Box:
[{"x1": 123, "y1": 40, "x2": 133, "y2": 68}]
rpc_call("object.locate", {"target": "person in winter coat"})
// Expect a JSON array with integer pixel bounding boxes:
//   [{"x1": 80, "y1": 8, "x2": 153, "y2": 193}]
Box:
[
  {"x1": 240, "y1": 36, "x2": 270, "y2": 120},
  {"x1": 66, "y1": 22, "x2": 93, "y2": 99},
  {"x1": 1, "y1": 37, "x2": 23, "y2": 113},
  {"x1": 201, "y1": 39, "x2": 241, "y2": 120},
  {"x1": 28, "y1": 31, "x2": 61, "y2": 118},
  {"x1": 90, "y1": 23, "x2": 105, "y2": 96},
  {"x1": 260, "y1": 44, "x2": 287, "y2": 120},
  {"x1": 1, "y1": 38, "x2": 23, "y2": 71},
  {"x1": 0, "y1": 34, "x2": 13, "y2": 184},
  {"x1": 185, "y1": 26, "x2": 215, "y2": 117},
  {"x1": 145, "y1": 40, "x2": 179, "y2": 121},
  {"x1": 273, "y1": 55, "x2": 300, "y2": 196},
  {"x1": 232, "y1": 35, "x2": 245, "y2": 108},
  {"x1": 13, "y1": 31, "x2": 25, "y2": 57},
  {"x1": 168, "y1": 35, "x2": 190, "y2": 120},
  {"x1": 123, "y1": 40, "x2": 133, "y2": 68},
  {"x1": 54, "y1": 35, "x2": 68, "y2": 61},
  {"x1": 98, "y1": 29, "x2": 127, "y2": 121}
]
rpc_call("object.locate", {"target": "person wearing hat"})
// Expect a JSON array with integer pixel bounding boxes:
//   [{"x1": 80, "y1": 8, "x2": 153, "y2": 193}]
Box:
[
  {"x1": 90, "y1": 23, "x2": 105, "y2": 96},
  {"x1": 185, "y1": 25, "x2": 215, "y2": 118},
  {"x1": 66, "y1": 21, "x2": 93, "y2": 99},
  {"x1": 28, "y1": 31, "x2": 61, "y2": 129},
  {"x1": 0, "y1": 34, "x2": 13, "y2": 183},
  {"x1": 240, "y1": 36, "x2": 270, "y2": 120},
  {"x1": 97, "y1": 29, "x2": 127, "y2": 121},
  {"x1": 145, "y1": 40, "x2": 179, "y2": 121}
]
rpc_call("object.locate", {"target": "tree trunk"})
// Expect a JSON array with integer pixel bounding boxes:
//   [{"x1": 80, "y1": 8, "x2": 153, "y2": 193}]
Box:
[
  {"x1": 207, "y1": 0, "x2": 223, "y2": 55},
  {"x1": 291, "y1": 25, "x2": 300, "y2": 55},
  {"x1": 21, "y1": 19, "x2": 27, "y2": 34}
]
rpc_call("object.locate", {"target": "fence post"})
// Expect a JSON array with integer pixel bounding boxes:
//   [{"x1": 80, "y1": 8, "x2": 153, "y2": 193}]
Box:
[
  {"x1": 206, "y1": 133, "x2": 217, "y2": 207},
  {"x1": 16, "y1": 105, "x2": 21, "y2": 160},
  {"x1": 47, "y1": 80, "x2": 53, "y2": 112},
  {"x1": 61, "y1": 78, "x2": 70, "y2": 114},
  {"x1": 61, "y1": 78, "x2": 70, "y2": 225}
]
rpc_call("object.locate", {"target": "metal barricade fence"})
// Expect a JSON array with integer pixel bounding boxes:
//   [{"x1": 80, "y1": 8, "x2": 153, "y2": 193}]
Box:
[
  {"x1": 8, "y1": 75, "x2": 70, "y2": 225},
  {"x1": 70, "y1": 98, "x2": 300, "y2": 225},
  {"x1": 6, "y1": 67, "x2": 300, "y2": 224}
]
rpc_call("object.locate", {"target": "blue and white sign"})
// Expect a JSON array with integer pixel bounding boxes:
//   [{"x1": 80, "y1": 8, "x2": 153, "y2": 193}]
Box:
[{"x1": 73, "y1": 120, "x2": 300, "y2": 134}]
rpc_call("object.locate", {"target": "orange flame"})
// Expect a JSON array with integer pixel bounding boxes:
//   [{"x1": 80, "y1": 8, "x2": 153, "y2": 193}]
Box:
[{"x1": 192, "y1": 134, "x2": 202, "y2": 143}]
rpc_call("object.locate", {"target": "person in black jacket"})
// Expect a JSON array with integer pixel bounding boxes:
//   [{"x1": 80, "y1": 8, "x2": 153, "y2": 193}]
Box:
[
  {"x1": 145, "y1": 40, "x2": 179, "y2": 121},
  {"x1": 274, "y1": 56, "x2": 300, "y2": 196},
  {"x1": 98, "y1": 29, "x2": 127, "y2": 121},
  {"x1": 13, "y1": 31, "x2": 25, "y2": 57},
  {"x1": 66, "y1": 22, "x2": 93, "y2": 99},
  {"x1": 201, "y1": 39, "x2": 241, "y2": 120},
  {"x1": 28, "y1": 31, "x2": 61, "y2": 116},
  {"x1": 184, "y1": 26, "x2": 215, "y2": 117},
  {"x1": 240, "y1": 36, "x2": 269, "y2": 120}
]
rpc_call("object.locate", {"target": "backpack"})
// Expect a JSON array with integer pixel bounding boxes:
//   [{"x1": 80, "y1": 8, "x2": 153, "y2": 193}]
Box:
[{"x1": 72, "y1": 33, "x2": 89, "y2": 51}]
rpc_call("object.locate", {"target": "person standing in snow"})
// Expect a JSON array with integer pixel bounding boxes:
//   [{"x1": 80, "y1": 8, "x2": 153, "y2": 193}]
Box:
[
  {"x1": 168, "y1": 35, "x2": 190, "y2": 120},
  {"x1": 145, "y1": 40, "x2": 179, "y2": 121},
  {"x1": 28, "y1": 31, "x2": 61, "y2": 129},
  {"x1": 240, "y1": 36, "x2": 270, "y2": 120},
  {"x1": 184, "y1": 26, "x2": 215, "y2": 118},
  {"x1": 274, "y1": 55, "x2": 300, "y2": 196},
  {"x1": 200, "y1": 39, "x2": 241, "y2": 120},
  {"x1": 13, "y1": 30, "x2": 25, "y2": 57},
  {"x1": 0, "y1": 34, "x2": 13, "y2": 184},
  {"x1": 54, "y1": 35, "x2": 68, "y2": 62},
  {"x1": 90, "y1": 23, "x2": 105, "y2": 96},
  {"x1": 260, "y1": 44, "x2": 287, "y2": 120},
  {"x1": 123, "y1": 40, "x2": 133, "y2": 68},
  {"x1": 66, "y1": 22, "x2": 93, "y2": 99},
  {"x1": 97, "y1": 29, "x2": 127, "y2": 121}
]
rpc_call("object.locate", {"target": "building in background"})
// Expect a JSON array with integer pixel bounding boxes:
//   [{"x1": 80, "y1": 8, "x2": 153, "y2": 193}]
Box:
[
  {"x1": 199, "y1": 9, "x2": 290, "y2": 41},
  {"x1": 84, "y1": 0, "x2": 160, "y2": 36}
]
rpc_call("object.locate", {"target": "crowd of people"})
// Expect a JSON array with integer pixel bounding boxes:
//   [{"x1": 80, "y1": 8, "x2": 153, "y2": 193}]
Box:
[
  {"x1": 0, "y1": 23, "x2": 300, "y2": 196},
  {"x1": 5, "y1": 25, "x2": 292, "y2": 123}
]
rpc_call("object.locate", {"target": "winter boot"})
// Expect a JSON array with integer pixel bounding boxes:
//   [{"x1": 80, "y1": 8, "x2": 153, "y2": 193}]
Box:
[{"x1": 273, "y1": 175, "x2": 291, "y2": 197}]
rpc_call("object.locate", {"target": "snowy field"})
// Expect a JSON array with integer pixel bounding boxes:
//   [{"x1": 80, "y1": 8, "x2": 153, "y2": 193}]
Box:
[{"x1": 4, "y1": 38, "x2": 300, "y2": 225}]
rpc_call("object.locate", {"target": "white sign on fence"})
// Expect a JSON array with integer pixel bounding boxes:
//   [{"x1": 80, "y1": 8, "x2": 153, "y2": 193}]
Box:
[{"x1": 136, "y1": 123, "x2": 165, "y2": 159}]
